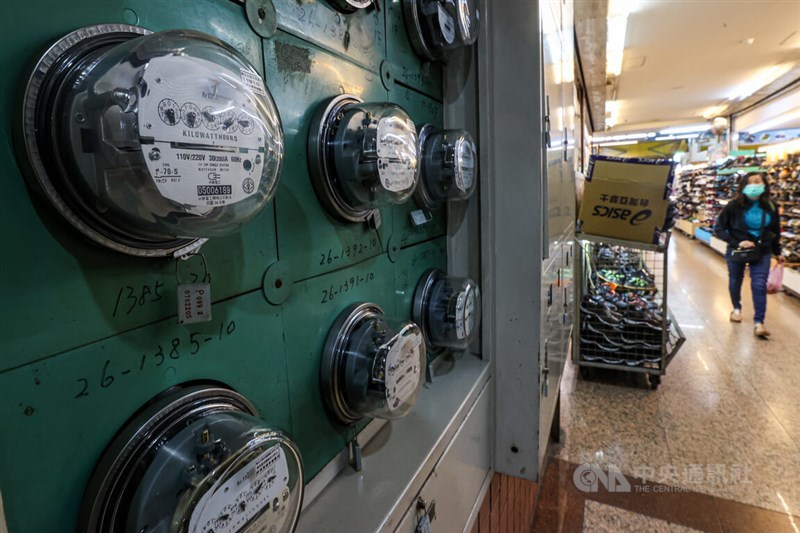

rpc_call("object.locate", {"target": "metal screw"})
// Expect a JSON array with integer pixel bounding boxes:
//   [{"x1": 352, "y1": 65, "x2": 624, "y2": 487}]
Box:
[
  {"x1": 74, "y1": 113, "x2": 86, "y2": 123},
  {"x1": 258, "y1": 7, "x2": 266, "y2": 19},
  {"x1": 146, "y1": 123, "x2": 152, "y2": 130},
  {"x1": 255, "y1": 155, "x2": 262, "y2": 164},
  {"x1": 156, "y1": 77, "x2": 162, "y2": 84},
  {"x1": 148, "y1": 149, "x2": 161, "y2": 161}
]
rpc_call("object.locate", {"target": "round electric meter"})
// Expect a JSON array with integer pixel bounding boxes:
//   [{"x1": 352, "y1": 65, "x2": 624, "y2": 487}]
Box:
[
  {"x1": 80, "y1": 384, "x2": 304, "y2": 533},
  {"x1": 22, "y1": 25, "x2": 284, "y2": 256},
  {"x1": 320, "y1": 303, "x2": 426, "y2": 425},
  {"x1": 413, "y1": 269, "x2": 481, "y2": 351},
  {"x1": 328, "y1": 0, "x2": 373, "y2": 13},
  {"x1": 415, "y1": 125, "x2": 478, "y2": 210},
  {"x1": 308, "y1": 94, "x2": 419, "y2": 223},
  {"x1": 402, "y1": 0, "x2": 480, "y2": 62}
]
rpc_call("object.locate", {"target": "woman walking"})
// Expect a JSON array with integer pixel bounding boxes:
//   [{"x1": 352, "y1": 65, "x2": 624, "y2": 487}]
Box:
[{"x1": 715, "y1": 173, "x2": 784, "y2": 338}]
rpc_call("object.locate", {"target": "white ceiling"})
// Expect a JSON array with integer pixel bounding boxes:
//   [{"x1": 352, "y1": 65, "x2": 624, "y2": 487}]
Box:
[{"x1": 608, "y1": 0, "x2": 800, "y2": 133}]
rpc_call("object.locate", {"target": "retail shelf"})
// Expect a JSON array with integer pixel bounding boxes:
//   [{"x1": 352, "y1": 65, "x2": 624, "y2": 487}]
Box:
[
  {"x1": 784, "y1": 267, "x2": 800, "y2": 296},
  {"x1": 695, "y1": 227, "x2": 713, "y2": 244},
  {"x1": 717, "y1": 166, "x2": 761, "y2": 175},
  {"x1": 710, "y1": 236, "x2": 727, "y2": 256},
  {"x1": 675, "y1": 219, "x2": 697, "y2": 237}
]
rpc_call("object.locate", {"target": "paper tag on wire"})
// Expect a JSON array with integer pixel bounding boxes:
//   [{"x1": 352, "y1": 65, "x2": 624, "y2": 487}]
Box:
[{"x1": 177, "y1": 283, "x2": 212, "y2": 324}]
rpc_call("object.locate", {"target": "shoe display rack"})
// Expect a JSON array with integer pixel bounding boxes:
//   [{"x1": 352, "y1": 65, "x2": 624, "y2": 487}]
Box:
[
  {"x1": 769, "y1": 153, "x2": 800, "y2": 268},
  {"x1": 572, "y1": 233, "x2": 685, "y2": 389}
]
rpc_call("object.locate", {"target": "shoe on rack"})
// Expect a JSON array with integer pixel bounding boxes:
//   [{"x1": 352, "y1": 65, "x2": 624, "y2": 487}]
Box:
[
  {"x1": 754, "y1": 323, "x2": 770, "y2": 338},
  {"x1": 730, "y1": 309, "x2": 742, "y2": 323}
]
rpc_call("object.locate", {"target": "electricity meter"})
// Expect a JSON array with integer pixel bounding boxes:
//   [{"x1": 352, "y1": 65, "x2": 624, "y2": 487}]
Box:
[
  {"x1": 21, "y1": 25, "x2": 284, "y2": 256},
  {"x1": 403, "y1": 0, "x2": 480, "y2": 61},
  {"x1": 415, "y1": 125, "x2": 478, "y2": 210},
  {"x1": 80, "y1": 384, "x2": 304, "y2": 533},
  {"x1": 413, "y1": 269, "x2": 481, "y2": 351},
  {"x1": 328, "y1": 0, "x2": 373, "y2": 13},
  {"x1": 308, "y1": 95, "x2": 419, "y2": 224},
  {"x1": 320, "y1": 303, "x2": 426, "y2": 424}
]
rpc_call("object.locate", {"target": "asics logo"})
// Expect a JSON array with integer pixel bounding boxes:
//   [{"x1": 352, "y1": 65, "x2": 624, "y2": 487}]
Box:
[{"x1": 591, "y1": 205, "x2": 653, "y2": 226}]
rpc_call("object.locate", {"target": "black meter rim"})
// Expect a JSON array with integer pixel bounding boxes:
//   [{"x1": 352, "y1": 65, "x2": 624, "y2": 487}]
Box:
[
  {"x1": 23, "y1": 24, "x2": 199, "y2": 257},
  {"x1": 78, "y1": 384, "x2": 258, "y2": 532},
  {"x1": 402, "y1": 0, "x2": 441, "y2": 62},
  {"x1": 328, "y1": 0, "x2": 373, "y2": 14},
  {"x1": 413, "y1": 124, "x2": 443, "y2": 211},
  {"x1": 412, "y1": 268, "x2": 446, "y2": 357},
  {"x1": 320, "y1": 302, "x2": 384, "y2": 425},
  {"x1": 308, "y1": 94, "x2": 377, "y2": 224}
]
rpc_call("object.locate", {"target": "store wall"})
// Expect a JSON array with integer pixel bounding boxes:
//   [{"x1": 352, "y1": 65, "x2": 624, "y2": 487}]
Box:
[{"x1": 0, "y1": 1, "x2": 453, "y2": 531}]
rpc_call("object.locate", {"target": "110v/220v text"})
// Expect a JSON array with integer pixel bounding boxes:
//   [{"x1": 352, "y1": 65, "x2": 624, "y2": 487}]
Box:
[{"x1": 73, "y1": 321, "x2": 236, "y2": 399}]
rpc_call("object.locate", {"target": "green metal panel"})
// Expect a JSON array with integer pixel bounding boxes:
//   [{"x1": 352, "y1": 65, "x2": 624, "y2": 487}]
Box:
[
  {"x1": 0, "y1": 0, "x2": 276, "y2": 371},
  {"x1": 281, "y1": 253, "x2": 397, "y2": 480},
  {"x1": 273, "y1": 0, "x2": 386, "y2": 73},
  {"x1": 389, "y1": 84, "x2": 447, "y2": 249},
  {"x1": 0, "y1": 292, "x2": 290, "y2": 533},
  {"x1": 385, "y1": 0, "x2": 443, "y2": 98},
  {"x1": 0, "y1": 1, "x2": 454, "y2": 531},
  {"x1": 392, "y1": 237, "x2": 447, "y2": 318},
  {"x1": 265, "y1": 30, "x2": 393, "y2": 281}
]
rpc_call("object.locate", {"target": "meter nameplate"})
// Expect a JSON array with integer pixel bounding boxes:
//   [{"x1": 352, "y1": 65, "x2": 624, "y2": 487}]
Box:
[
  {"x1": 177, "y1": 283, "x2": 212, "y2": 324},
  {"x1": 385, "y1": 331, "x2": 423, "y2": 411},
  {"x1": 189, "y1": 444, "x2": 290, "y2": 533},
  {"x1": 377, "y1": 117, "x2": 417, "y2": 193},
  {"x1": 454, "y1": 139, "x2": 475, "y2": 192},
  {"x1": 455, "y1": 288, "x2": 475, "y2": 340},
  {"x1": 438, "y1": 3, "x2": 456, "y2": 45},
  {"x1": 139, "y1": 56, "x2": 267, "y2": 211}
]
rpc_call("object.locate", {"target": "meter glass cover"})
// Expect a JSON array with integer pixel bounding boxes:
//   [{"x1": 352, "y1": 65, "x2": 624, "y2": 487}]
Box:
[
  {"x1": 25, "y1": 28, "x2": 284, "y2": 254},
  {"x1": 332, "y1": 103, "x2": 418, "y2": 209},
  {"x1": 418, "y1": 127, "x2": 478, "y2": 208},
  {"x1": 415, "y1": 270, "x2": 481, "y2": 350}
]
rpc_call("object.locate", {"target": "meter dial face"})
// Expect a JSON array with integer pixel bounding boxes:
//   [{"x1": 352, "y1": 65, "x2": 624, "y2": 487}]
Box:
[
  {"x1": 181, "y1": 102, "x2": 202, "y2": 129},
  {"x1": 158, "y1": 98, "x2": 181, "y2": 126},
  {"x1": 79, "y1": 385, "x2": 304, "y2": 533},
  {"x1": 22, "y1": 25, "x2": 284, "y2": 256},
  {"x1": 415, "y1": 125, "x2": 478, "y2": 210},
  {"x1": 308, "y1": 95, "x2": 418, "y2": 223},
  {"x1": 413, "y1": 269, "x2": 481, "y2": 351},
  {"x1": 320, "y1": 303, "x2": 426, "y2": 424}
]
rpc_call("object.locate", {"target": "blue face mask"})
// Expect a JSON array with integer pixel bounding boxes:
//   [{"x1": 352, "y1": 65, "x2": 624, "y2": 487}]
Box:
[{"x1": 743, "y1": 184, "x2": 765, "y2": 199}]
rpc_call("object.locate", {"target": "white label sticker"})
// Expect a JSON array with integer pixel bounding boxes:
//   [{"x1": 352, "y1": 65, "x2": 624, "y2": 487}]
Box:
[
  {"x1": 138, "y1": 56, "x2": 267, "y2": 210},
  {"x1": 385, "y1": 331, "x2": 423, "y2": 412},
  {"x1": 454, "y1": 138, "x2": 476, "y2": 192},
  {"x1": 377, "y1": 117, "x2": 417, "y2": 193},
  {"x1": 177, "y1": 283, "x2": 212, "y2": 324},
  {"x1": 189, "y1": 445, "x2": 291, "y2": 533},
  {"x1": 438, "y1": 3, "x2": 456, "y2": 44}
]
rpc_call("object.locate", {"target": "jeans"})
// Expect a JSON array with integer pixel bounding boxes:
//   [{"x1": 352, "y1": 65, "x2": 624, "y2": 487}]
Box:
[{"x1": 726, "y1": 250, "x2": 771, "y2": 323}]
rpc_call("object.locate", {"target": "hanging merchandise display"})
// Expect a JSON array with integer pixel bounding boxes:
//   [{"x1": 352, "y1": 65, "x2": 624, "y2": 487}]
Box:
[
  {"x1": 414, "y1": 126, "x2": 478, "y2": 210},
  {"x1": 79, "y1": 384, "x2": 304, "y2": 533},
  {"x1": 308, "y1": 95, "x2": 419, "y2": 226},
  {"x1": 413, "y1": 269, "x2": 481, "y2": 352},
  {"x1": 320, "y1": 303, "x2": 426, "y2": 425},
  {"x1": 402, "y1": 0, "x2": 480, "y2": 62},
  {"x1": 20, "y1": 25, "x2": 284, "y2": 257}
]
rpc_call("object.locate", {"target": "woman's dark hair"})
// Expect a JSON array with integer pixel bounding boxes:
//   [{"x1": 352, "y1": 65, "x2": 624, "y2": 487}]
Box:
[{"x1": 735, "y1": 172, "x2": 773, "y2": 209}]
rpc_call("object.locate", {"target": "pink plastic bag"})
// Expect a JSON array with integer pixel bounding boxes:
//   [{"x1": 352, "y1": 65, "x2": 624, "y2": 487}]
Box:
[{"x1": 767, "y1": 263, "x2": 784, "y2": 294}]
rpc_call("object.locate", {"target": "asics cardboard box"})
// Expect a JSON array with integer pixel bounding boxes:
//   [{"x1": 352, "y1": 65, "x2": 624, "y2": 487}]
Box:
[{"x1": 578, "y1": 155, "x2": 675, "y2": 244}]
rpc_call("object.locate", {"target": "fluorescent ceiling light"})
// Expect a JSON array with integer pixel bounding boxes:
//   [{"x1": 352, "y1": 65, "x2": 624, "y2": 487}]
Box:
[
  {"x1": 605, "y1": 0, "x2": 640, "y2": 77},
  {"x1": 747, "y1": 107, "x2": 800, "y2": 133},
  {"x1": 654, "y1": 134, "x2": 698, "y2": 141},
  {"x1": 730, "y1": 63, "x2": 794, "y2": 100},
  {"x1": 598, "y1": 140, "x2": 638, "y2": 147},
  {"x1": 659, "y1": 124, "x2": 708, "y2": 135},
  {"x1": 593, "y1": 132, "x2": 650, "y2": 143}
]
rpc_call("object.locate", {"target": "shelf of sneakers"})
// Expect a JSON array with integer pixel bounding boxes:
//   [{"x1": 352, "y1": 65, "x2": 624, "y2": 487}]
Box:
[
  {"x1": 767, "y1": 153, "x2": 800, "y2": 272},
  {"x1": 573, "y1": 234, "x2": 686, "y2": 388}
]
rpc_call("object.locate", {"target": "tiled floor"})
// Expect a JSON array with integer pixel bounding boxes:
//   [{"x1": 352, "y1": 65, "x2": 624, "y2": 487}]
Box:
[{"x1": 544, "y1": 233, "x2": 800, "y2": 531}]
